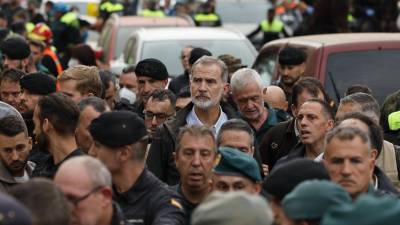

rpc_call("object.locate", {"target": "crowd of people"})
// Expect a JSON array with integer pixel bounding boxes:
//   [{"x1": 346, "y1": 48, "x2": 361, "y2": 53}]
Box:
[{"x1": 0, "y1": 0, "x2": 400, "y2": 225}]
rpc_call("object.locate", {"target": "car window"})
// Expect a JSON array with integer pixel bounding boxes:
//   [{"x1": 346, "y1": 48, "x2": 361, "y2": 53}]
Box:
[
  {"x1": 114, "y1": 27, "x2": 138, "y2": 60},
  {"x1": 126, "y1": 37, "x2": 138, "y2": 65},
  {"x1": 253, "y1": 46, "x2": 280, "y2": 86},
  {"x1": 99, "y1": 23, "x2": 113, "y2": 61},
  {"x1": 141, "y1": 40, "x2": 256, "y2": 77},
  {"x1": 324, "y1": 50, "x2": 400, "y2": 104}
]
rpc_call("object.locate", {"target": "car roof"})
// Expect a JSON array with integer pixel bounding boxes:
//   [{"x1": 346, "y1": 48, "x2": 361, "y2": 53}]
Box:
[
  {"x1": 263, "y1": 33, "x2": 400, "y2": 48},
  {"x1": 115, "y1": 16, "x2": 193, "y2": 27},
  {"x1": 132, "y1": 27, "x2": 247, "y2": 41}
]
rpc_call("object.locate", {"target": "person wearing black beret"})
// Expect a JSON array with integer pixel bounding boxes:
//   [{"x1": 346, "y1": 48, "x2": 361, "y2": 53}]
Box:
[
  {"x1": 132, "y1": 58, "x2": 169, "y2": 118},
  {"x1": 19, "y1": 72, "x2": 56, "y2": 138},
  {"x1": 0, "y1": 36, "x2": 31, "y2": 72},
  {"x1": 88, "y1": 111, "x2": 185, "y2": 225},
  {"x1": 274, "y1": 47, "x2": 307, "y2": 110}
]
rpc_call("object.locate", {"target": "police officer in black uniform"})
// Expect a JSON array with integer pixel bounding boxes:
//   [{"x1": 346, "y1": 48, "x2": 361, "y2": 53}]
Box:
[{"x1": 89, "y1": 111, "x2": 185, "y2": 225}]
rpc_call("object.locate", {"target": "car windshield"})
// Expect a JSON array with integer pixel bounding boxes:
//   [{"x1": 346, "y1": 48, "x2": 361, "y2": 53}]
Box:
[
  {"x1": 324, "y1": 49, "x2": 400, "y2": 104},
  {"x1": 141, "y1": 40, "x2": 256, "y2": 76},
  {"x1": 114, "y1": 27, "x2": 137, "y2": 59},
  {"x1": 216, "y1": 0, "x2": 269, "y2": 23}
]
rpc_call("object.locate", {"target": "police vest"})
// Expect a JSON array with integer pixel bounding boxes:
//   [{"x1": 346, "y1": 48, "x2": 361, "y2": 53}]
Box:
[
  {"x1": 43, "y1": 47, "x2": 63, "y2": 76},
  {"x1": 100, "y1": 1, "x2": 124, "y2": 13},
  {"x1": 194, "y1": 13, "x2": 219, "y2": 22},
  {"x1": 139, "y1": 9, "x2": 165, "y2": 17},
  {"x1": 260, "y1": 19, "x2": 284, "y2": 33},
  {"x1": 60, "y1": 12, "x2": 80, "y2": 28}
]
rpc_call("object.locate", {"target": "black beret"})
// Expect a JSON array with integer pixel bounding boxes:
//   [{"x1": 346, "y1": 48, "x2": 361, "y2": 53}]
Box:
[
  {"x1": 264, "y1": 159, "x2": 330, "y2": 200},
  {"x1": 20, "y1": 72, "x2": 56, "y2": 95},
  {"x1": 278, "y1": 47, "x2": 307, "y2": 66},
  {"x1": 0, "y1": 37, "x2": 31, "y2": 60},
  {"x1": 135, "y1": 58, "x2": 168, "y2": 80},
  {"x1": 189, "y1": 47, "x2": 212, "y2": 65},
  {"x1": 89, "y1": 111, "x2": 147, "y2": 148}
]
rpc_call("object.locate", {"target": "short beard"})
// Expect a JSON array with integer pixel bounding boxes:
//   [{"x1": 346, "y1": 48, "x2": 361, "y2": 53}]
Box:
[
  {"x1": 192, "y1": 98, "x2": 215, "y2": 110},
  {"x1": 35, "y1": 132, "x2": 49, "y2": 153},
  {"x1": 192, "y1": 91, "x2": 223, "y2": 110}
]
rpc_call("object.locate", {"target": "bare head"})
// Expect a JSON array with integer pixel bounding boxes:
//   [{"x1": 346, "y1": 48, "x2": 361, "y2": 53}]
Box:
[{"x1": 263, "y1": 85, "x2": 288, "y2": 111}]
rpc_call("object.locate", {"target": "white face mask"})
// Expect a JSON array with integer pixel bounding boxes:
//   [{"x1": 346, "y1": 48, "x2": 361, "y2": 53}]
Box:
[
  {"x1": 68, "y1": 58, "x2": 79, "y2": 68},
  {"x1": 119, "y1": 87, "x2": 136, "y2": 104}
]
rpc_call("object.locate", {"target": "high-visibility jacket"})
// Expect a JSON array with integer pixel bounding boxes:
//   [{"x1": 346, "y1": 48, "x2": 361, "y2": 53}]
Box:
[
  {"x1": 60, "y1": 12, "x2": 80, "y2": 28},
  {"x1": 43, "y1": 47, "x2": 63, "y2": 75},
  {"x1": 100, "y1": 1, "x2": 124, "y2": 13},
  {"x1": 139, "y1": 9, "x2": 165, "y2": 17},
  {"x1": 194, "y1": 13, "x2": 219, "y2": 22},
  {"x1": 260, "y1": 19, "x2": 284, "y2": 33}
]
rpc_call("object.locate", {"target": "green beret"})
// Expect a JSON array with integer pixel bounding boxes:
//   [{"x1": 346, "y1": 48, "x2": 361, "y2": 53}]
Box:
[
  {"x1": 282, "y1": 180, "x2": 351, "y2": 220},
  {"x1": 321, "y1": 195, "x2": 400, "y2": 225},
  {"x1": 192, "y1": 191, "x2": 273, "y2": 225},
  {"x1": 213, "y1": 147, "x2": 261, "y2": 182},
  {"x1": 89, "y1": 111, "x2": 147, "y2": 148}
]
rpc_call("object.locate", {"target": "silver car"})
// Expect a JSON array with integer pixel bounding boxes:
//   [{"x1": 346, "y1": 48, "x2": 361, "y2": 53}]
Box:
[{"x1": 119, "y1": 27, "x2": 257, "y2": 76}]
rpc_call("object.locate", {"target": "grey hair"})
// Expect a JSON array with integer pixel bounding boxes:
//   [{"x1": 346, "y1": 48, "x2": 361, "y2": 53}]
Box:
[
  {"x1": 217, "y1": 119, "x2": 255, "y2": 147},
  {"x1": 74, "y1": 156, "x2": 112, "y2": 187},
  {"x1": 325, "y1": 126, "x2": 372, "y2": 154},
  {"x1": 230, "y1": 68, "x2": 264, "y2": 94},
  {"x1": 339, "y1": 93, "x2": 380, "y2": 122},
  {"x1": 78, "y1": 96, "x2": 109, "y2": 112},
  {"x1": 190, "y1": 56, "x2": 228, "y2": 83},
  {"x1": 176, "y1": 125, "x2": 216, "y2": 152}
]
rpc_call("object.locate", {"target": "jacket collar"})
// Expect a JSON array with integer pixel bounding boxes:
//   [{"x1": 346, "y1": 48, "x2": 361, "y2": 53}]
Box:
[{"x1": 164, "y1": 101, "x2": 238, "y2": 140}]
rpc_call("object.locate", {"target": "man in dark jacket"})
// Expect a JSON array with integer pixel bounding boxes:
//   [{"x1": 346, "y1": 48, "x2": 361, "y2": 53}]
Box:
[
  {"x1": 259, "y1": 77, "x2": 326, "y2": 170},
  {"x1": 230, "y1": 68, "x2": 279, "y2": 145},
  {"x1": 275, "y1": 99, "x2": 334, "y2": 166},
  {"x1": 31, "y1": 93, "x2": 84, "y2": 179},
  {"x1": 147, "y1": 56, "x2": 237, "y2": 185},
  {"x1": 132, "y1": 58, "x2": 169, "y2": 118},
  {"x1": 89, "y1": 111, "x2": 185, "y2": 225},
  {"x1": 168, "y1": 46, "x2": 193, "y2": 95}
]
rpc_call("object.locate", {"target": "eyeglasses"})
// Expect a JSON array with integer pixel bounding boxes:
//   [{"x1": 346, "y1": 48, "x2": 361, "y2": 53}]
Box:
[
  {"x1": 67, "y1": 186, "x2": 103, "y2": 206},
  {"x1": 143, "y1": 110, "x2": 174, "y2": 122}
]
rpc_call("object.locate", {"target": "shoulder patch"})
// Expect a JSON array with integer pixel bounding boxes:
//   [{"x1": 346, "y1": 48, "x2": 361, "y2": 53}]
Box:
[{"x1": 171, "y1": 198, "x2": 183, "y2": 210}]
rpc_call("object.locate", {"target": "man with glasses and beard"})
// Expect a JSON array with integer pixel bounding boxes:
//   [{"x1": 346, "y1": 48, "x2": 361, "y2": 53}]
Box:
[
  {"x1": 148, "y1": 56, "x2": 237, "y2": 185},
  {"x1": 0, "y1": 36, "x2": 31, "y2": 72}
]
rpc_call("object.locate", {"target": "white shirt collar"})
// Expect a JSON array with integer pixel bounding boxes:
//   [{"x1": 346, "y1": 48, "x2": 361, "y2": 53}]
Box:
[{"x1": 186, "y1": 105, "x2": 228, "y2": 135}]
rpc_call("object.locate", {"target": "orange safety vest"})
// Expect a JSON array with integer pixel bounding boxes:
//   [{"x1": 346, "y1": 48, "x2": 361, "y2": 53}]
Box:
[{"x1": 43, "y1": 48, "x2": 63, "y2": 76}]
